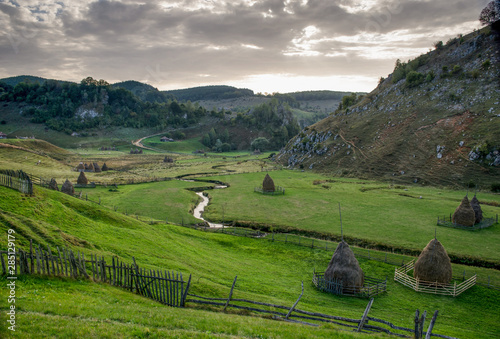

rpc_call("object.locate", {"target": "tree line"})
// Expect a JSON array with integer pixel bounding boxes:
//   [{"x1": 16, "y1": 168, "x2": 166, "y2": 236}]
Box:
[{"x1": 0, "y1": 77, "x2": 213, "y2": 133}]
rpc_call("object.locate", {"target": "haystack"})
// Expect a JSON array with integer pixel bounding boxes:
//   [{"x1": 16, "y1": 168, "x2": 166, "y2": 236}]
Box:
[
  {"x1": 452, "y1": 196, "x2": 475, "y2": 226},
  {"x1": 413, "y1": 238, "x2": 452, "y2": 284},
  {"x1": 262, "y1": 174, "x2": 275, "y2": 192},
  {"x1": 77, "y1": 171, "x2": 88, "y2": 185},
  {"x1": 84, "y1": 163, "x2": 89, "y2": 170},
  {"x1": 87, "y1": 162, "x2": 95, "y2": 172},
  {"x1": 76, "y1": 162, "x2": 85, "y2": 172},
  {"x1": 48, "y1": 178, "x2": 59, "y2": 191},
  {"x1": 470, "y1": 195, "x2": 483, "y2": 224},
  {"x1": 324, "y1": 241, "x2": 364, "y2": 293},
  {"x1": 93, "y1": 162, "x2": 101, "y2": 173},
  {"x1": 61, "y1": 179, "x2": 74, "y2": 195},
  {"x1": 101, "y1": 163, "x2": 108, "y2": 171}
]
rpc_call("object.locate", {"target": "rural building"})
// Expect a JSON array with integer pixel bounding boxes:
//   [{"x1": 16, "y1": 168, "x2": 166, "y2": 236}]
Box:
[{"x1": 0, "y1": 132, "x2": 6, "y2": 139}]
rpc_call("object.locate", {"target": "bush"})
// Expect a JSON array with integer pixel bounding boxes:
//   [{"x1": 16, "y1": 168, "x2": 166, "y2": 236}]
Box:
[
  {"x1": 434, "y1": 41, "x2": 443, "y2": 49},
  {"x1": 406, "y1": 71, "x2": 424, "y2": 88},
  {"x1": 491, "y1": 183, "x2": 500, "y2": 192},
  {"x1": 251, "y1": 137, "x2": 270, "y2": 151},
  {"x1": 452, "y1": 65, "x2": 462, "y2": 74},
  {"x1": 482, "y1": 59, "x2": 491, "y2": 69}
]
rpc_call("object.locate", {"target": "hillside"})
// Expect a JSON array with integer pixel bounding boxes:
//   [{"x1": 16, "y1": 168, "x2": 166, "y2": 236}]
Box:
[
  {"x1": 277, "y1": 27, "x2": 500, "y2": 188},
  {"x1": 0, "y1": 75, "x2": 73, "y2": 87},
  {"x1": 112, "y1": 80, "x2": 174, "y2": 103},
  {"x1": 1, "y1": 185, "x2": 499, "y2": 338}
]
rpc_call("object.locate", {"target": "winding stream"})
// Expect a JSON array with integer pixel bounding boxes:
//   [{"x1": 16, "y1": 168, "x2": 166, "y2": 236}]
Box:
[{"x1": 192, "y1": 185, "x2": 227, "y2": 228}]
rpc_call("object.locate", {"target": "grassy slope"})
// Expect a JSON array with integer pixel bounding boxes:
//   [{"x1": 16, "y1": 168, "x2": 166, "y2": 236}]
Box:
[
  {"x1": 0, "y1": 186, "x2": 499, "y2": 338},
  {"x1": 203, "y1": 171, "x2": 500, "y2": 263}
]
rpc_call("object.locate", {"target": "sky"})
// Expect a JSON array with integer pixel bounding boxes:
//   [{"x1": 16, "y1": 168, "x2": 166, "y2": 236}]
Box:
[{"x1": 0, "y1": 0, "x2": 489, "y2": 94}]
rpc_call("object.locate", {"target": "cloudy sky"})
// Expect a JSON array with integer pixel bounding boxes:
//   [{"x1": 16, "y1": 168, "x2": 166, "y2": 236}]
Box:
[{"x1": 0, "y1": 0, "x2": 488, "y2": 93}]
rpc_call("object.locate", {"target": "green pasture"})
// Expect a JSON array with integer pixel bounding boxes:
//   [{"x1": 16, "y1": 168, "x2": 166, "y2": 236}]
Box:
[
  {"x1": 0, "y1": 186, "x2": 499, "y2": 338},
  {"x1": 77, "y1": 179, "x2": 207, "y2": 225},
  {"x1": 203, "y1": 171, "x2": 500, "y2": 263}
]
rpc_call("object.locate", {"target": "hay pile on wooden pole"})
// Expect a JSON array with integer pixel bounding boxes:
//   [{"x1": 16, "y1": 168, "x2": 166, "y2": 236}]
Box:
[
  {"x1": 413, "y1": 238, "x2": 452, "y2": 284},
  {"x1": 61, "y1": 179, "x2": 74, "y2": 195},
  {"x1": 77, "y1": 171, "x2": 88, "y2": 185},
  {"x1": 76, "y1": 163, "x2": 85, "y2": 172},
  {"x1": 101, "y1": 163, "x2": 108, "y2": 171},
  {"x1": 48, "y1": 178, "x2": 59, "y2": 191},
  {"x1": 87, "y1": 162, "x2": 95, "y2": 172},
  {"x1": 93, "y1": 162, "x2": 101, "y2": 173},
  {"x1": 324, "y1": 241, "x2": 364, "y2": 293},
  {"x1": 451, "y1": 195, "x2": 475, "y2": 226},
  {"x1": 470, "y1": 195, "x2": 483, "y2": 224},
  {"x1": 262, "y1": 174, "x2": 275, "y2": 192}
]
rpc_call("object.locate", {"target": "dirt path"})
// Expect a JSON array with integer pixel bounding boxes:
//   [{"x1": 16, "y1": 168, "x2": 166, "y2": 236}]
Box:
[{"x1": 131, "y1": 133, "x2": 164, "y2": 151}]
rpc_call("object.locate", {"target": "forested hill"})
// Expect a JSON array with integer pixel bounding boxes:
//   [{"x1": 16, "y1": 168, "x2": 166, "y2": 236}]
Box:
[
  {"x1": 277, "y1": 25, "x2": 500, "y2": 187},
  {"x1": 0, "y1": 76, "x2": 209, "y2": 132},
  {"x1": 163, "y1": 85, "x2": 254, "y2": 101}
]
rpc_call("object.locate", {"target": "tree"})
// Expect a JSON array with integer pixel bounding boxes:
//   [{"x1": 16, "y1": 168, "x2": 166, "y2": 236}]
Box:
[
  {"x1": 251, "y1": 137, "x2": 270, "y2": 151},
  {"x1": 479, "y1": 1, "x2": 500, "y2": 25}
]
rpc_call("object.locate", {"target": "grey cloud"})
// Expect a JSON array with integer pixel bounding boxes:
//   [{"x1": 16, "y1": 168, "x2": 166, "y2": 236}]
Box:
[{"x1": 0, "y1": 0, "x2": 489, "y2": 92}]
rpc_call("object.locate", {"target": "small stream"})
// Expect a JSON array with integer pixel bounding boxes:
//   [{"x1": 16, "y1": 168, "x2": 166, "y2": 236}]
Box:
[{"x1": 192, "y1": 185, "x2": 227, "y2": 228}]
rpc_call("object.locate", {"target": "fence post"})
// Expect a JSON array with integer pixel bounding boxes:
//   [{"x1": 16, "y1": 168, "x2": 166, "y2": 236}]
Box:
[
  {"x1": 356, "y1": 298, "x2": 374, "y2": 332},
  {"x1": 311, "y1": 239, "x2": 314, "y2": 248},
  {"x1": 424, "y1": 311, "x2": 439, "y2": 339},
  {"x1": 414, "y1": 309, "x2": 420, "y2": 339},
  {"x1": 223, "y1": 276, "x2": 237, "y2": 311},
  {"x1": 286, "y1": 281, "x2": 304, "y2": 319}
]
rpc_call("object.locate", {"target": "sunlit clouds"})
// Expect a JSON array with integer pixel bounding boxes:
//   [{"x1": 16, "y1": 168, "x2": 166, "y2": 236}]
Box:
[{"x1": 0, "y1": 0, "x2": 488, "y2": 93}]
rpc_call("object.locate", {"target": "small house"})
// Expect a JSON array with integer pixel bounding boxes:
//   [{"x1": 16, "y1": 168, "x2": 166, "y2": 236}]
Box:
[{"x1": 0, "y1": 132, "x2": 6, "y2": 139}]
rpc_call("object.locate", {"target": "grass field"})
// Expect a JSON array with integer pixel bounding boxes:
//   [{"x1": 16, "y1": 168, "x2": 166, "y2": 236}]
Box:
[
  {"x1": 203, "y1": 171, "x2": 500, "y2": 263},
  {"x1": 0, "y1": 185, "x2": 499, "y2": 339}
]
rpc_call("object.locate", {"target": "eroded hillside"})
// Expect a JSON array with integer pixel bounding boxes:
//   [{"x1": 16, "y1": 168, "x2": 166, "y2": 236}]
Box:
[{"x1": 277, "y1": 27, "x2": 500, "y2": 187}]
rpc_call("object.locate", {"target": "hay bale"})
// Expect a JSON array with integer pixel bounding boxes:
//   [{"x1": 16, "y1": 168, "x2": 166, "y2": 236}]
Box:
[
  {"x1": 48, "y1": 178, "x2": 59, "y2": 191},
  {"x1": 324, "y1": 241, "x2": 364, "y2": 293},
  {"x1": 452, "y1": 196, "x2": 475, "y2": 226},
  {"x1": 76, "y1": 162, "x2": 85, "y2": 172},
  {"x1": 84, "y1": 163, "x2": 89, "y2": 170},
  {"x1": 262, "y1": 174, "x2": 275, "y2": 192},
  {"x1": 101, "y1": 163, "x2": 108, "y2": 171},
  {"x1": 87, "y1": 162, "x2": 95, "y2": 172},
  {"x1": 413, "y1": 238, "x2": 452, "y2": 284},
  {"x1": 93, "y1": 162, "x2": 101, "y2": 173},
  {"x1": 470, "y1": 195, "x2": 483, "y2": 224},
  {"x1": 77, "y1": 171, "x2": 88, "y2": 185},
  {"x1": 61, "y1": 179, "x2": 74, "y2": 195}
]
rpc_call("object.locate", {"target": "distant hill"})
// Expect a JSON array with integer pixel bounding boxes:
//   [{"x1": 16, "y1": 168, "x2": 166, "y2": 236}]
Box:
[
  {"x1": 0, "y1": 75, "x2": 73, "y2": 87},
  {"x1": 163, "y1": 85, "x2": 254, "y2": 101},
  {"x1": 277, "y1": 26, "x2": 500, "y2": 187},
  {"x1": 112, "y1": 80, "x2": 174, "y2": 103}
]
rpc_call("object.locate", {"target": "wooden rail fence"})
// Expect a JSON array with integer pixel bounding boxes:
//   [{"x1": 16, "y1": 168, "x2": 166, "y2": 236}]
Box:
[
  {"x1": 394, "y1": 260, "x2": 476, "y2": 297},
  {"x1": 186, "y1": 276, "x2": 457, "y2": 338},
  {"x1": 312, "y1": 271, "x2": 387, "y2": 298},
  {"x1": 0, "y1": 240, "x2": 190, "y2": 307}
]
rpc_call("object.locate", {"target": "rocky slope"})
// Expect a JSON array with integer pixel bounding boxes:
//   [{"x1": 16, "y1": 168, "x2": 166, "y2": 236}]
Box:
[{"x1": 277, "y1": 26, "x2": 500, "y2": 188}]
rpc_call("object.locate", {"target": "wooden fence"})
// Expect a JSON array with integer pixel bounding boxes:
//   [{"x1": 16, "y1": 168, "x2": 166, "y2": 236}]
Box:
[
  {"x1": 394, "y1": 260, "x2": 476, "y2": 297},
  {"x1": 0, "y1": 240, "x2": 190, "y2": 307},
  {"x1": 186, "y1": 276, "x2": 457, "y2": 339},
  {"x1": 312, "y1": 271, "x2": 387, "y2": 298},
  {"x1": 437, "y1": 215, "x2": 498, "y2": 230},
  {"x1": 254, "y1": 185, "x2": 285, "y2": 195},
  {"x1": 0, "y1": 170, "x2": 33, "y2": 195}
]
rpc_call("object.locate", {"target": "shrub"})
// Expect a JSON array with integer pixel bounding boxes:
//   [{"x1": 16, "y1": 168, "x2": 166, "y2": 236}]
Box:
[
  {"x1": 491, "y1": 183, "x2": 500, "y2": 192},
  {"x1": 452, "y1": 65, "x2": 462, "y2": 74},
  {"x1": 425, "y1": 71, "x2": 435, "y2": 82},
  {"x1": 482, "y1": 59, "x2": 491, "y2": 69},
  {"x1": 434, "y1": 41, "x2": 443, "y2": 49},
  {"x1": 406, "y1": 71, "x2": 424, "y2": 88}
]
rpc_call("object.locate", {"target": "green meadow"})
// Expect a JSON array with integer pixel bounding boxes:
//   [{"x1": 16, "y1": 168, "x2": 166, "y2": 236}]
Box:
[
  {"x1": 204, "y1": 171, "x2": 500, "y2": 263},
  {"x1": 0, "y1": 139, "x2": 499, "y2": 338},
  {"x1": 0, "y1": 186, "x2": 499, "y2": 339}
]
